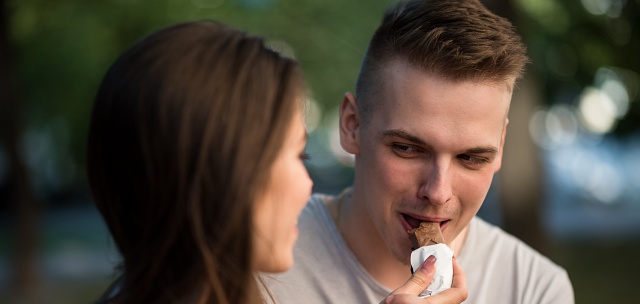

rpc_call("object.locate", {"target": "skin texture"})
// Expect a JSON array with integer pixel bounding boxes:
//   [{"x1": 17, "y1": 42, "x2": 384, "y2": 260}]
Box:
[
  {"x1": 338, "y1": 59, "x2": 512, "y2": 290},
  {"x1": 253, "y1": 109, "x2": 313, "y2": 273}
]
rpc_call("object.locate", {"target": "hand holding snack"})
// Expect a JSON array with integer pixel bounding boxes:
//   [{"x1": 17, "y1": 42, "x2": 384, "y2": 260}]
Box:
[
  {"x1": 408, "y1": 222, "x2": 453, "y2": 296},
  {"x1": 381, "y1": 256, "x2": 467, "y2": 304}
]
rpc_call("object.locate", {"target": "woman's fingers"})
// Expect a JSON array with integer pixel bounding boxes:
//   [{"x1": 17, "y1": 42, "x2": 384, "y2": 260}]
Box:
[
  {"x1": 379, "y1": 255, "x2": 436, "y2": 304},
  {"x1": 382, "y1": 255, "x2": 468, "y2": 304},
  {"x1": 418, "y1": 257, "x2": 468, "y2": 304},
  {"x1": 395, "y1": 255, "x2": 437, "y2": 296},
  {"x1": 451, "y1": 256, "x2": 467, "y2": 291}
]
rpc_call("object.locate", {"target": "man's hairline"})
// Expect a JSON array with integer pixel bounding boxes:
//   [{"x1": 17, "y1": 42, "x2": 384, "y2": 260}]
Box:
[
  {"x1": 356, "y1": 57, "x2": 516, "y2": 126},
  {"x1": 361, "y1": 56, "x2": 518, "y2": 93}
]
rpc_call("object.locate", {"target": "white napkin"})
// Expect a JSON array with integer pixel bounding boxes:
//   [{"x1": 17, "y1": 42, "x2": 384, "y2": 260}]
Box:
[{"x1": 410, "y1": 243, "x2": 454, "y2": 296}]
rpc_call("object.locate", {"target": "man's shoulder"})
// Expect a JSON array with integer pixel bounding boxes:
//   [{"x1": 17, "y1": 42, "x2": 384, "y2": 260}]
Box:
[
  {"x1": 263, "y1": 192, "x2": 389, "y2": 303},
  {"x1": 298, "y1": 193, "x2": 333, "y2": 222},
  {"x1": 468, "y1": 217, "x2": 560, "y2": 266},
  {"x1": 463, "y1": 217, "x2": 574, "y2": 303},
  {"x1": 306, "y1": 192, "x2": 334, "y2": 208},
  {"x1": 467, "y1": 217, "x2": 563, "y2": 270}
]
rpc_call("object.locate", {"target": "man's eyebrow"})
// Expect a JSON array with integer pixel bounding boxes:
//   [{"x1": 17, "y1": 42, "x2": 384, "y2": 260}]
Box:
[
  {"x1": 381, "y1": 130, "x2": 426, "y2": 145},
  {"x1": 382, "y1": 129, "x2": 499, "y2": 154},
  {"x1": 464, "y1": 147, "x2": 498, "y2": 154}
]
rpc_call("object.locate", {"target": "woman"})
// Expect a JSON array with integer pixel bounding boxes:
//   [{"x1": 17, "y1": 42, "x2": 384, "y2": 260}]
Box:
[{"x1": 87, "y1": 21, "x2": 312, "y2": 303}]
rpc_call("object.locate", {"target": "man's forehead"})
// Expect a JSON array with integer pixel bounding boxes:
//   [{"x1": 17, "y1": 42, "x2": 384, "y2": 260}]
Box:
[
  {"x1": 379, "y1": 58, "x2": 517, "y2": 94},
  {"x1": 375, "y1": 66, "x2": 512, "y2": 115}
]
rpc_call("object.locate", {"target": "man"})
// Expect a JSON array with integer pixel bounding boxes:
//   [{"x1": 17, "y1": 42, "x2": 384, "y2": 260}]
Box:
[{"x1": 264, "y1": 0, "x2": 574, "y2": 303}]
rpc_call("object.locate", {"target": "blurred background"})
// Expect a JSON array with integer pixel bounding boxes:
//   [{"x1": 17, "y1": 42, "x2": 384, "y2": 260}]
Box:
[{"x1": 0, "y1": 0, "x2": 638, "y2": 303}]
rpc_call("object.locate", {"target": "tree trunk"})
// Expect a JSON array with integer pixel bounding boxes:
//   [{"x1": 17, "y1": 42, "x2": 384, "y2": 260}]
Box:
[
  {"x1": 500, "y1": 77, "x2": 549, "y2": 255},
  {"x1": 482, "y1": 0, "x2": 549, "y2": 255},
  {"x1": 0, "y1": 0, "x2": 42, "y2": 298}
]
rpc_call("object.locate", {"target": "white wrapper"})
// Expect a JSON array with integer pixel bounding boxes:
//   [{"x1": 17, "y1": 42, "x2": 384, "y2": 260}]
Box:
[{"x1": 410, "y1": 243, "x2": 453, "y2": 296}]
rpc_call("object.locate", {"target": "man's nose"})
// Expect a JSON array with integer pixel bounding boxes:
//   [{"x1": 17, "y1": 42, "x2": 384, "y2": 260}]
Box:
[{"x1": 417, "y1": 159, "x2": 453, "y2": 205}]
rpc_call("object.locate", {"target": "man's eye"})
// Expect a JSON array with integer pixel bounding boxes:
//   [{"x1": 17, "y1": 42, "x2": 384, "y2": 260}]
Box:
[
  {"x1": 458, "y1": 154, "x2": 487, "y2": 165},
  {"x1": 392, "y1": 144, "x2": 421, "y2": 155}
]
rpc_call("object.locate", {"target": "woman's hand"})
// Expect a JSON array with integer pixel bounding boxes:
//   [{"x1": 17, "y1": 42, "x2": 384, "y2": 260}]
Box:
[{"x1": 380, "y1": 256, "x2": 467, "y2": 304}]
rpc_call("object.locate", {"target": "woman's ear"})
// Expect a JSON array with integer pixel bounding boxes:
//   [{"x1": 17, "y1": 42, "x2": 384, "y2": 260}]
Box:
[{"x1": 339, "y1": 92, "x2": 360, "y2": 155}]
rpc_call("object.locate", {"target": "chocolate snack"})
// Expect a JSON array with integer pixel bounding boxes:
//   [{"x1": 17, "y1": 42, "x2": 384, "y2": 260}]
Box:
[{"x1": 408, "y1": 222, "x2": 445, "y2": 250}]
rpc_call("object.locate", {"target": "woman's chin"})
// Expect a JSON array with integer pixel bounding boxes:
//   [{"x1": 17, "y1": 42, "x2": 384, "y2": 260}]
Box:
[{"x1": 254, "y1": 253, "x2": 294, "y2": 273}]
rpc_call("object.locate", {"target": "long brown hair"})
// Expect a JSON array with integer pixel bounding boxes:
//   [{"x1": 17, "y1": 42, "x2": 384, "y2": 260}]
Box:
[{"x1": 87, "y1": 20, "x2": 304, "y2": 303}]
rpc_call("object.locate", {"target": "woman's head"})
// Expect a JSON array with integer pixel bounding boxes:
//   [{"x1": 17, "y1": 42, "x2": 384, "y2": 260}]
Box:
[
  {"x1": 87, "y1": 20, "x2": 311, "y2": 303},
  {"x1": 252, "y1": 106, "x2": 311, "y2": 273}
]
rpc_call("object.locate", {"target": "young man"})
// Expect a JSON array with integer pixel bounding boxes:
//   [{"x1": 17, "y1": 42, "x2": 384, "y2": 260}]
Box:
[{"x1": 264, "y1": 0, "x2": 574, "y2": 303}]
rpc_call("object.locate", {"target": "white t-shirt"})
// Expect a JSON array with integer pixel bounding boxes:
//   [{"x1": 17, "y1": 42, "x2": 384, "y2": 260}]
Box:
[{"x1": 262, "y1": 193, "x2": 574, "y2": 304}]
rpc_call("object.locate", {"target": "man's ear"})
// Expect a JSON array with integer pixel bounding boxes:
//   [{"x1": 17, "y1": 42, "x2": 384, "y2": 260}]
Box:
[
  {"x1": 494, "y1": 118, "x2": 509, "y2": 173},
  {"x1": 339, "y1": 92, "x2": 360, "y2": 155}
]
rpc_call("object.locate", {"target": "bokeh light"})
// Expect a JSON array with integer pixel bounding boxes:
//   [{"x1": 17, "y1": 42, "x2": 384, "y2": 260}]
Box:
[
  {"x1": 575, "y1": 67, "x2": 634, "y2": 135},
  {"x1": 303, "y1": 97, "x2": 322, "y2": 134},
  {"x1": 266, "y1": 39, "x2": 296, "y2": 59},
  {"x1": 580, "y1": 0, "x2": 627, "y2": 17},
  {"x1": 578, "y1": 86, "x2": 618, "y2": 134},
  {"x1": 581, "y1": 0, "x2": 611, "y2": 15},
  {"x1": 529, "y1": 104, "x2": 579, "y2": 150}
]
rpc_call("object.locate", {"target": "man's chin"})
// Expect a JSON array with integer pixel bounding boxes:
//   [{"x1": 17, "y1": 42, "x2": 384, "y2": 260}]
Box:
[{"x1": 389, "y1": 247, "x2": 413, "y2": 266}]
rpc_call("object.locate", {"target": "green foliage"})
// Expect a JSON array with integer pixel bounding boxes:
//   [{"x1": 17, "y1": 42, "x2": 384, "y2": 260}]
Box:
[
  {"x1": 514, "y1": 0, "x2": 640, "y2": 136},
  {"x1": 8, "y1": 0, "x2": 393, "y2": 196},
  {"x1": 11, "y1": 0, "x2": 639, "y2": 196}
]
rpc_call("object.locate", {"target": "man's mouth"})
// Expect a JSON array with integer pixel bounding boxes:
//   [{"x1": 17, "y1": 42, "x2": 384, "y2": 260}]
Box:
[{"x1": 401, "y1": 213, "x2": 450, "y2": 231}]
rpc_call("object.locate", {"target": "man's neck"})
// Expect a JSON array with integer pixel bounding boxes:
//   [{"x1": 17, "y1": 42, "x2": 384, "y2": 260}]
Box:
[{"x1": 326, "y1": 188, "x2": 469, "y2": 290}]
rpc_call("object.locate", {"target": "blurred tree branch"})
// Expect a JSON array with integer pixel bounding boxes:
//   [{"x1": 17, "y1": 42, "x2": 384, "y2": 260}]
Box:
[{"x1": 0, "y1": 0, "x2": 41, "y2": 298}]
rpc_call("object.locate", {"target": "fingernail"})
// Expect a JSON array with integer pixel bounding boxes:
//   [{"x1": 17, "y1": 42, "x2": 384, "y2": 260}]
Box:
[
  {"x1": 420, "y1": 255, "x2": 436, "y2": 273},
  {"x1": 386, "y1": 295, "x2": 395, "y2": 303}
]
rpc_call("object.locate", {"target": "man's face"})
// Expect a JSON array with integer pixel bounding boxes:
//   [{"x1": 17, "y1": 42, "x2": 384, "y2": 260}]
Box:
[{"x1": 349, "y1": 59, "x2": 511, "y2": 262}]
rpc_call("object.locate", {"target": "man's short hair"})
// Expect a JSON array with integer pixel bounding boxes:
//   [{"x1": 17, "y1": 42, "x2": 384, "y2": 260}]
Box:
[{"x1": 355, "y1": 0, "x2": 529, "y2": 123}]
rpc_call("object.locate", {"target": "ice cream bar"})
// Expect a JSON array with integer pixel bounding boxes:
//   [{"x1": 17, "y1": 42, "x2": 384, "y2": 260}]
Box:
[
  {"x1": 408, "y1": 222, "x2": 445, "y2": 250},
  {"x1": 408, "y1": 222, "x2": 453, "y2": 296}
]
